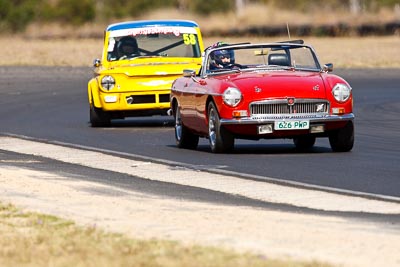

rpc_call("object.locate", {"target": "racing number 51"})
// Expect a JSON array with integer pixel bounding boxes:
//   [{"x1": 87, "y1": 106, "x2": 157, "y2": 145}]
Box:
[{"x1": 183, "y1": 34, "x2": 196, "y2": 45}]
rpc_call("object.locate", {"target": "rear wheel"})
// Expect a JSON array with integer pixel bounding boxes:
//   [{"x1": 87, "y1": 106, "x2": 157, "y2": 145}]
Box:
[
  {"x1": 174, "y1": 104, "x2": 199, "y2": 149},
  {"x1": 293, "y1": 135, "x2": 316, "y2": 151},
  {"x1": 90, "y1": 105, "x2": 111, "y2": 127},
  {"x1": 208, "y1": 102, "x2": 234, "y2": 153},
  {"x1": 329, "y1": 121, "x2": 354, "y2": 152}
]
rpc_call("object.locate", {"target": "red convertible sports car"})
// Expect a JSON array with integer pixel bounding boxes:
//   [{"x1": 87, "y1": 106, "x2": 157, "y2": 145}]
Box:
[{"x1": 170, "y1": 40, "x2": 354, "y2": 153}]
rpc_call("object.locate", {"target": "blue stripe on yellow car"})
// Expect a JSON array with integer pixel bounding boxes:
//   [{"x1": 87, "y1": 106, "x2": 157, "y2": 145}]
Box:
[{"x1": 107, "y1": 20, "x2": 200, "y2": 31}]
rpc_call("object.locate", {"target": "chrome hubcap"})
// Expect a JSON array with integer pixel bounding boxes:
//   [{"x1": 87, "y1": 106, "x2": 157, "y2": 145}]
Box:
[
  {"x1": 175, "y1": 108, "x2": 182, "y2": 141},
  {"x1": 208, "y1": 108, "x2": 216, "y2": 146}
]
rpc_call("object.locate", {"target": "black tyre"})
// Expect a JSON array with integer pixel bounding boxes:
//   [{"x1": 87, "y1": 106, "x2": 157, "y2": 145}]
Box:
[
  {"x1": 90, "y1": 105, "x2": 111, "y2": 127},
  {"x1": 293, "y1": 135, "x2": 316, "y2": 151},
  {"x1": 174, "y1": 104, "x2": 199, "y2": 149},
  {"x1": 207, "y1": 102, "x2": 234, "y2": 153},
  {"x1": 329, "y1": 121, "x2": 354, "y2": 152}
]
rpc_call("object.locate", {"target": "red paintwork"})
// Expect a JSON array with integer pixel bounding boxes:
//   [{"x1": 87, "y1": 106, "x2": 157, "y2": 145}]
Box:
[{"x1": 171, "y1": 69, "x2": 353, "y2": 139}]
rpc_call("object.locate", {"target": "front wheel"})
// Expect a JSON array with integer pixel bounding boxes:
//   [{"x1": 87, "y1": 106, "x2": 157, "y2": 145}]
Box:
[
  {"x1": 208, "y1": 102, "x2": 234, "y2": 153},
  {"x1": 174, "y1": 104, "x2": 199, "y2": 149},
  {"x1": 329, "y1": 121, "x2": 354, "y2": 152},
  {"x1": 90, "y1": 105, "x2": 111, "y2": 127}
]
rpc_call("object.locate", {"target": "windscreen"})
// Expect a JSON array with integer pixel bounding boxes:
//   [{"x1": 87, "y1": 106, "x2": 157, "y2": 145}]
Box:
[
  {"x1": 205, "y1": 44, "x2": 320, "y2": 73},
  {"x1": 107, "y1": 26, "x2": 201, "y2": 61}
]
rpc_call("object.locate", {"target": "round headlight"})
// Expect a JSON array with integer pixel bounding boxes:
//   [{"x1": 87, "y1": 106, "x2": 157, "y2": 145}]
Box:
[
  {"x1": 332, "y1": 83, "x2": 351, "y2": 103},
  {"x1": 223, "y1": 87, "x2": 242, "y2": 107},
  {"x1": 101, "y1": 75, "x2": 115, "y2": 90}
]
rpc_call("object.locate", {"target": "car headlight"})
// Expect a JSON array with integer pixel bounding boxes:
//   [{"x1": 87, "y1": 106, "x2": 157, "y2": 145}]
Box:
[
  {"x1": 223, "y1": 87, "x2": 242, "y2": 107},
  {"x1": 101, "y1": 75, "x2": 115, "y2": 90},
  {"x1": 332, "y1": 83, "x2": 351, "y2": 103}
]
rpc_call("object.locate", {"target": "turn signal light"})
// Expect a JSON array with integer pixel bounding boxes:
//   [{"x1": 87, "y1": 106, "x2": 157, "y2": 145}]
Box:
[
  {"x1": 232, "y1": 110, "x2": 248, "y2": 118},
  {"x1": 332, "y1": 107, "x2": 345, "y2": 114}
]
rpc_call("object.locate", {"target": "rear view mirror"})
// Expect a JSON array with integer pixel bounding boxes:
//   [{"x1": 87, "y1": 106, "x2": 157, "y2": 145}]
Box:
[{"x1": 254, "y1": 49, "x2": 268, "y2": 56}]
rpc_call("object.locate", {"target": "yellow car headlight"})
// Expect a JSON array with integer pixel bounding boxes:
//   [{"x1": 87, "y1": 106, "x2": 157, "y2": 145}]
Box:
[{"x1": 101, "y1": 75, "x2": 115, "y2": 90}]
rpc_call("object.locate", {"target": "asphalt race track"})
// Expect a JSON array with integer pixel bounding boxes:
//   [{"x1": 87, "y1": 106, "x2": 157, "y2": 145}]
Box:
[{"x1": 0, "y1": 66, "x2": 399, "y2": 199}]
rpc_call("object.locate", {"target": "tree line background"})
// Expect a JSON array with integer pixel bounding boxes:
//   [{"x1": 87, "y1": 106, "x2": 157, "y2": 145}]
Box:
[{"x1": 0, "y1": 0, "x2": 399, "y2": 33}]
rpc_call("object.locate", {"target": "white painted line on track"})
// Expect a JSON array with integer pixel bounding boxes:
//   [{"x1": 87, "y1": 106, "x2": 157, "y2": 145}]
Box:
[{"x1": 1, "y1": 135, "x2": 400, "y2": 214}]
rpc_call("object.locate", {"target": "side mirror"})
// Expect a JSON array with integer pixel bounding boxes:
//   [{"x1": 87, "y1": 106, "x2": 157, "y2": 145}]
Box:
[
  {"x1": 183, "y1": 69, "x2": 196, "y2": 78},
  {"x1": 183, "y1": 69, "x2": 206, "y2": 85},
  {"x1": 93, "y1": 59, "x2": 101, "y2": 67},
  {"x1": 323, "y1": 63, "x2": 333, "y2": 72}
]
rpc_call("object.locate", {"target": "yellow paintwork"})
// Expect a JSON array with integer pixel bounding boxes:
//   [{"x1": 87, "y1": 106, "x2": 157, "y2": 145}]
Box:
[{"x1": 87, "y1": 20, "x2": 204, "y2": 118}]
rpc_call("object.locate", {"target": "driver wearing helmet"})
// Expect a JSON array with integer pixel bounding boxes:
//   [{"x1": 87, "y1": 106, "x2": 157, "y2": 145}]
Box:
[
  {"x1": 117, "y1": 36, "x2": 139, "y2": 59},
  {"x1": 207, "y1": 42, "x2": 235, "y2": 70}
]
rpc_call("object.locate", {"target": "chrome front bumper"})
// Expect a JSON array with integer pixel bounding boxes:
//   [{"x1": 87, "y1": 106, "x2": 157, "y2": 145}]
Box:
[{"x1": 220, "y1": 113, "x2": 354, "y2": 125}]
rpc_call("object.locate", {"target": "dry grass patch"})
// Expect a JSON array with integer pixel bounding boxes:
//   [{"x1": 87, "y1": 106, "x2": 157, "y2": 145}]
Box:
[
  {"x1": 125, "y1": 5, "x2": 400, "y2": 33},
  {"x1": 1, "y1": 36, "x2": 399, "y2": 68},
  {"x1": 1, "y1": 3, "x2": 399, "y2": 68},
  {"x1": 0, "y1": 37, "x2": 102, "y2": 67},
  {"x1": 0, "y1": 202, "x2": 333, "y2": 267},
  {"x1": 205, "y1": 36, "x2": 400, "y2": 69}
]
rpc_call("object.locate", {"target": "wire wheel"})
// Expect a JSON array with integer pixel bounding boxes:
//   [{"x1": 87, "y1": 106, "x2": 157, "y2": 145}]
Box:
[
  {"x1": 207, "y1": 102, "x2": 234, "y2": 153},
  {"x1": 174, "y1": 104, "x2": 199, "y2": 149}
]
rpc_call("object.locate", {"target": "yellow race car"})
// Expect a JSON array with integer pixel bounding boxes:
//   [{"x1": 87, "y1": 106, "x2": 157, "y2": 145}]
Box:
[{"x1": 88, "y1": 20, "x2": 204, "y2": 127}]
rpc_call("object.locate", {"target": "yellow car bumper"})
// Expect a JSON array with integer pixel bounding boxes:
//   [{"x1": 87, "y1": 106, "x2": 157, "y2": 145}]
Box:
[{"x1": 98, "y1": 89, "x2": 170, "y2": 111}]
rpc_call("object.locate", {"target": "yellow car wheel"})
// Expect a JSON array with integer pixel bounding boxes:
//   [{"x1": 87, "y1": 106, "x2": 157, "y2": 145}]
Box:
[{"x1": 90, "y1": 105, "x2": 111, "y2": 127}]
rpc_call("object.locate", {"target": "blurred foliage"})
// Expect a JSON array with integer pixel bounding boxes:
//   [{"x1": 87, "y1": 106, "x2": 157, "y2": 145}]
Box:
[
  {"x1": 188, "y1": 0, "x2": 235, "y2": 15},
  {"x1": 0, "y1": 0, "x2": 40, "y2": 32},
  {"x1": 40, "y1": 0, "x2": 96, "y2": 25},
  {"x1": 101, "y1": 0, "x2": 178, "y2": 19},
  {"x1": 260, "y1": 0, "x2": 400, "y2": 11},
  {"x1": 0, "y1": 0, "x2": 399, "y2": 32}
]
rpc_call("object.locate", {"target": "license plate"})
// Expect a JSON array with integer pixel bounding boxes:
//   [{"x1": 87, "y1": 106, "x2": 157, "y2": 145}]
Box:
[{"x1": 274, "y1": 120, "x2": 309, "y2": 130}]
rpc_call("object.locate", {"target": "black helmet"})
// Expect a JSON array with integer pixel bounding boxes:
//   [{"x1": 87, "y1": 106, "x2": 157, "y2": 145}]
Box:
[
  {"x1": 208, "y1": 42, "x2": 235, "y2": 68},
  {"x1": 213, "y1": 49, "x2": 234, "y2": 66},
  {"x1": 117, "y1": 36, "x2": 138, "y2": 58}
]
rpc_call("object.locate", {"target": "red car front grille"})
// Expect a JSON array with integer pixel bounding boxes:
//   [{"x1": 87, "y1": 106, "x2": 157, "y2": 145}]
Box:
[{"x1": 250, "y1": 99, "x2": 329, "y2": 116}]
